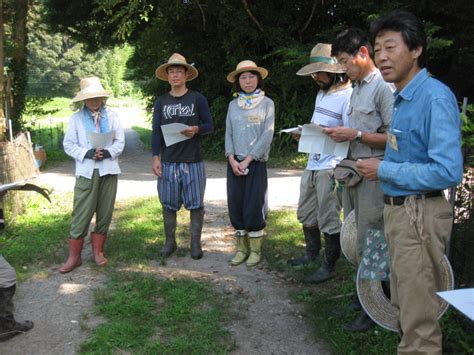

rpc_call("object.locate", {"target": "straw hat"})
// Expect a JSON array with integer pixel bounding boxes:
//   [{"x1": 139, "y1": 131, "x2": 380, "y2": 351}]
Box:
[
  {"x1": 227, "y1": 60, "x2": 268, "y2": 83},
  {"x1": 72, "y1": 77, "x2": 109, "y2": 102},
  {"x1": 356, "y1": 255, "x2": 454, "y2": 332},
  {"x1": 296, "y1": 43, "x2": 345, "y2": 76},
  {"x1": 340, "y1": 210, "x2": 358, "y2": 265},
  {"x1": 155, "y1": 53, "x2": 199, "y2": 81}
]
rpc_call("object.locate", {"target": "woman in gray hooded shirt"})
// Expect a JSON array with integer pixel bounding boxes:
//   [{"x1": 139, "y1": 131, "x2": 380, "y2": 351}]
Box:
[{"x1": 225, "y1": 60, "x2": 275, "y2": 267}]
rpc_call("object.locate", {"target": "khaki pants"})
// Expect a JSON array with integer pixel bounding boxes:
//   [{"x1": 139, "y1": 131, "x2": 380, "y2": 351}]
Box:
[
  {"x1": 0, "y1": 256, "x2": 16, "y2": 288},
  {"x1": 70, "y1": 170, "x2": 118, "y2": 239},
  {"x1": 297, "y1": 169, "x2": 341, "y2": 234},
  {"x1": 384, "y1": 196, "x2": 452, "y2": 355},
  {"x1": 342, "y1": 177, "x2": 385, "y2": 263}
]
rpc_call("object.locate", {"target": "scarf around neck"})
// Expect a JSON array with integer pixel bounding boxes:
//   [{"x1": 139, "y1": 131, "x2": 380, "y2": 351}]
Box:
[
  {"x1": 82, "y1": 106, "x2": 110, "y2": 133},
  {"x1": 237, "y1": 89, "x2": 265, "y2": 110}
]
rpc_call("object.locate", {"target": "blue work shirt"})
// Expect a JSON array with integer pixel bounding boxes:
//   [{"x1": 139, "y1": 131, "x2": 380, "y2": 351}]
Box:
[{"x1": 378, "y1": 68, "x2": 463, "y2": 196}]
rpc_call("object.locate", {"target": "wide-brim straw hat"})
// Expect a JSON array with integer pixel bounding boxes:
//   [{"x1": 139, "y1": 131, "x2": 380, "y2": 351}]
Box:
[
  {"x1": 155, "y1": 53, "x2": 199, "y2": 82},
  {"x1": 341, "y1": 210, "x2": 358, "y2": 265},
  {"x1": 297, "y1": 43, "x2": 345, "y2": 76},
  {"x1": 227, "y1": 60, "x2": 268, "y2": 83},
  {"x1": 356, "y1": 255, "x2": 454, "y2": 332},
  {"x1": 72, "y1": 76, "x2": 109, "y2": 102}
]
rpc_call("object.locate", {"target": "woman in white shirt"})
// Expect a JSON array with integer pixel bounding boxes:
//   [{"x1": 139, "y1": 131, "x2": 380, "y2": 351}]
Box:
[{"x1": 59, "y1": 77, "x2": 125, "y2": 274}]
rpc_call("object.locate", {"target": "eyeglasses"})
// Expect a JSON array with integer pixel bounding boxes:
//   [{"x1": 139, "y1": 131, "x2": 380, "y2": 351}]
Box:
[{"x1": 310, "y1": 72, "x2": 320, "y2": 79}]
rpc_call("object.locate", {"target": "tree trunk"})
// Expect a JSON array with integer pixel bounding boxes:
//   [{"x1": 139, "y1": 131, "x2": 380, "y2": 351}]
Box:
[
  {"x1": 11, "y1": 0, "x2": 29, "y2": 133},
  {"x1": 0, "y1": 0, "x2": 6, "y2": 140}
]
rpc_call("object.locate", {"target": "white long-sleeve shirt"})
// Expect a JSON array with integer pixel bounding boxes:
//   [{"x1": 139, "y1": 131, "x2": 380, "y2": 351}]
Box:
[{"x1": 63, "y1": 108, "x2": 125, "y2": 179}]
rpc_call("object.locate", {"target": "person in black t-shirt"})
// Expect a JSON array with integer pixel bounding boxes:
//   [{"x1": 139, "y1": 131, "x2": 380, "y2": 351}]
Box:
[{"x1": 151, "y1": 53, "x2": 213, "y2": 260}]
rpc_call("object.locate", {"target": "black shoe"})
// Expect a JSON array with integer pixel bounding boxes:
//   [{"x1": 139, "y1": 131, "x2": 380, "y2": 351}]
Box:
[
  {"x1": 287, "y1": 255, "x2": 321, "y2": 267},
  {"x1": 304, "y1": 263, "x2": 335, "y2": 284},
  {"x1": 161, "y1": 240, "x2": 177, "y2": 257},
  {"x1": 343, "y1": 313, "x2": 375, "y2": 332},
  {"x1": 0, "y1": 320, "x2": 34, "y2": 342},
  {"x1": 331, "y1": 299, "x2": 362, "y2": 317},
  {"x1": 190, "y1": 242, "x2": 203, "y2": 260}
]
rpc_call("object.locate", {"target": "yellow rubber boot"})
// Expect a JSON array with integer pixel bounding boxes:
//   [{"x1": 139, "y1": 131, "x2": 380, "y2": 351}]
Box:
[
  {"x1": 246, "y1": 233, "x2": 263, "y2": 267},
  {"x1": 231, "y1": 231, "x2": 249, "y2": 266}
]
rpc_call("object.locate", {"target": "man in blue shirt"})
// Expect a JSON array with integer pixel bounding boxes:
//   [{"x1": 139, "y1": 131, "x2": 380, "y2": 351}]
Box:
[{"x1": 357, "y1": 11, "x2": 463, "y2": 354}]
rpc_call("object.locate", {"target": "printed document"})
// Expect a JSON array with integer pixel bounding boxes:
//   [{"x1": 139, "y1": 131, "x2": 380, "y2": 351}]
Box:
[
  {"x1": 161, "y1": 123, "x2": 192, "y2": 147},
  {"x1": 280, "y1": 126, "x2": 302, "y2": 135},
  {"x1": 87, "y1": 131, "x2": 115, "y2": 149},
  {"x1": 437, "y1": 288, "x2": 474, "y2": 321},
  {"x1": 298, "y1": 124, "x2": 349, "y2": 157}
]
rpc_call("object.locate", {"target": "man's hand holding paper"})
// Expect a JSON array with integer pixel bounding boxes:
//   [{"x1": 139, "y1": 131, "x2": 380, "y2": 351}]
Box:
[{"x1": 298, "y1": 123, "x2": 349, "y2": 157}]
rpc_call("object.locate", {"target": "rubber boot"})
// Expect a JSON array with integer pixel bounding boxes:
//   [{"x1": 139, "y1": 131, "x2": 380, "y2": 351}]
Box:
[
  {"x1": 305, "y1": 233, "x2": 341, "y2": 284},
  {"x1": 190, "y1": 208, "x2": 204, "y2": 260},
  {"x1": 91, "y1": 232, "x2": 108, "y2": 266},
  {"x1": 161, "y1": 208, "x2": 177, "y2": 257},
  {"x1": 287, "y1": 225, "x2": 321, "y2": 266},
  {"x1": 0, "y1": 285, "x2": 34, "y2": 341},
  {"x1": 343, "y1": 310, "x2": 375, "y2": 332},
  {"x1": 246, "y1": 230, "x2": 264, "y2": 266},
  {"x1": 58, "y1": 237, "x2": 84, "y2": 274},
  {"x1": 231, "y1": 231, "x2": 249, "y2": 266}
]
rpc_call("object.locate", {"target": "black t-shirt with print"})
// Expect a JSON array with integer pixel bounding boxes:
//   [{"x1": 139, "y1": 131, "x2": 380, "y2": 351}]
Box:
[{"x1": 152, "y1": 90, "x2": 213, "y2": 163}]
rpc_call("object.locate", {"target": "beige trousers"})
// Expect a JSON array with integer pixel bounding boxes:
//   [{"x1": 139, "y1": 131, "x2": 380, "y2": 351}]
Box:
[
  {"x1": 342, "y1": 177, "x2": 385, "y2": 263},
  {"x1": 384, "y1": 196, "x2": 453, "y2": 355},
  {"x1": 296, "y1": 169, "x2": 341, "y2": 234}
]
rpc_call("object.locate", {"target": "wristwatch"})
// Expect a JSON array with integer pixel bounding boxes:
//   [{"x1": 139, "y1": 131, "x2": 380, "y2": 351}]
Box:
[{"x1": 354, "y1": 130, "x2": 363, "y2": 143}]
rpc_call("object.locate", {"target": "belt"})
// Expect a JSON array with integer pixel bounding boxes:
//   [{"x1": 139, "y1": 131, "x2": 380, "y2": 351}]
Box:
[{"x1": 383, "y1": 191, "x2": 443, "y2": 206}]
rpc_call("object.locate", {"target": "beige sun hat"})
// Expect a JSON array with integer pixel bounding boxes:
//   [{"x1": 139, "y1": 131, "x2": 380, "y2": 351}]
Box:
[
  {"x1": 296, "y1": 43, "x2": 344, "y2": 76},
  {"x1": 227, "y1": 60, "x2": 268, "y2": 83},
  {"x1": 356, "y1": 255, "x2": 454, "y2": 332},
  {"x1": 72, "y1": 77, "x2": 109, "y2": 102},
  {"x1": 340, "y1": 210, "x2": 358, "y2": 265},
  {"x1": 155, "y1": 53, "x2": 199, "y2": 81}
]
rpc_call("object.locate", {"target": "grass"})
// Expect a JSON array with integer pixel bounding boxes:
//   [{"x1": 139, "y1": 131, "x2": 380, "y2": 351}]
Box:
[
  {"x1": 0, "y1": 192, "x2": 72, "y2": 280},
  {"x1": 81, "y1": 272, "x2": 234, "y2": 354}
]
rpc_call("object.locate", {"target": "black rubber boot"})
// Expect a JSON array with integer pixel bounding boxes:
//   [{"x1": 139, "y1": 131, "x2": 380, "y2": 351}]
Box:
[
  {"x1": 287, "y1": 225, "x2": 321, "y2": 266},
  {"x1": 190, "y1": 208, "x2": 204, "y2": 260},
  {"x1": 343, "y1": 311, "x2": 375, "y2": 332},
  {"x1": 0, "y1": 285, "x2": 34, "y2": 342},
  {"x1": 161, "y1": 208, "x2": 177, "y2": 257},
  {"x1": 305, "y1": 233, "x2": 341, "y2": 284}
]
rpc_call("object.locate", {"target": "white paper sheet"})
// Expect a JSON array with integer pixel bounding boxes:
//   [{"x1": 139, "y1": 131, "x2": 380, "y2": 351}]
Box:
[
  {"x1": 87, "y1": 131, "x2": 115, "y2": 149},
  {"x1": 437, "y1": 288, "x2": 474, "y2": 320},
  {"x1": 298, "y1": 124, "x2": 350, "y2": 157},
  {"x1": 280, "y1": 126, "x2": 302, "y2": 135},
  {"x1": 161, "y1": 123, "x2": 192, "y2": 147}
]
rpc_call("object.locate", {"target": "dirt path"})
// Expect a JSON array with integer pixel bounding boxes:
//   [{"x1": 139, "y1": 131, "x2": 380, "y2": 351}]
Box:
[{"x1": 0, "y1": 108, "x2": 329, "y2": 355}]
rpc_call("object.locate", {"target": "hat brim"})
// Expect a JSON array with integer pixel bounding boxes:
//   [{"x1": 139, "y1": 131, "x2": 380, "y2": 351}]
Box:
[
  {"x1": 227, "y1": 66, "x2": 268, "y2": 83},
  {"x1": 356, "y1": 255, "x2": 454, "y2": 332},
  {"x1": 340, "y1": 210, "x2": 358, "y2": 265},
  {"x1": 72, "y1": 91, "x2": 109, "y2": 103},
  {"x1": 296, "y1": 62, "x2": 345, "y2": 76},
  {"x1": 155, "y1": 63, "x2": 199, "y2": 82}
]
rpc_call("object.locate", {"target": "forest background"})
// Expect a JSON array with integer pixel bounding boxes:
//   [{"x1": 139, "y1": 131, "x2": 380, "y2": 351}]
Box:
[
  {"x1": 0, "y1": 1, "x2": 472, "y2": 353},
  {"x1": 1, "y1": 0, "x2": 473, "y2": 159}
]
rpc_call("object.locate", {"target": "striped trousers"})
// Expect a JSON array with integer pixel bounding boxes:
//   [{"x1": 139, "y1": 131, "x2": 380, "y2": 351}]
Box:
[{"x1": 158, "y1": 161, "x2": 206, "y2": 211}]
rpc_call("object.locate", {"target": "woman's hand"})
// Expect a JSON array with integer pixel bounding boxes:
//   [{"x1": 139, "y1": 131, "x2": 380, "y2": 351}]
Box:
[{"x1": 229, "y1": 155, "x2": 246, "y2": 176}]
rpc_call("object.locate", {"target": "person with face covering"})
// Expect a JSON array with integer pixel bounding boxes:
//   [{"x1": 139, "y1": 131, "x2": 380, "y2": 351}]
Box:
[
  {"x1": 59, "y1": 76, "x2": 125, "y2": 273},
  {"x1": 225, "y1": 60, "x2": 275, "y2": 267},
  {"x1": 287, "y1": 43, "x2": 352, "y2": 285}
]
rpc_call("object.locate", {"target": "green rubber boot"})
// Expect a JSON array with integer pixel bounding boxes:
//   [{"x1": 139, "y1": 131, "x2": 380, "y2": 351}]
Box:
[
  {"x1": 246, "y1": 235, "x2": 263, "y2": 267},
  {"x1": 231, "y1": 231, "x2": 249, "y2": 266}
]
